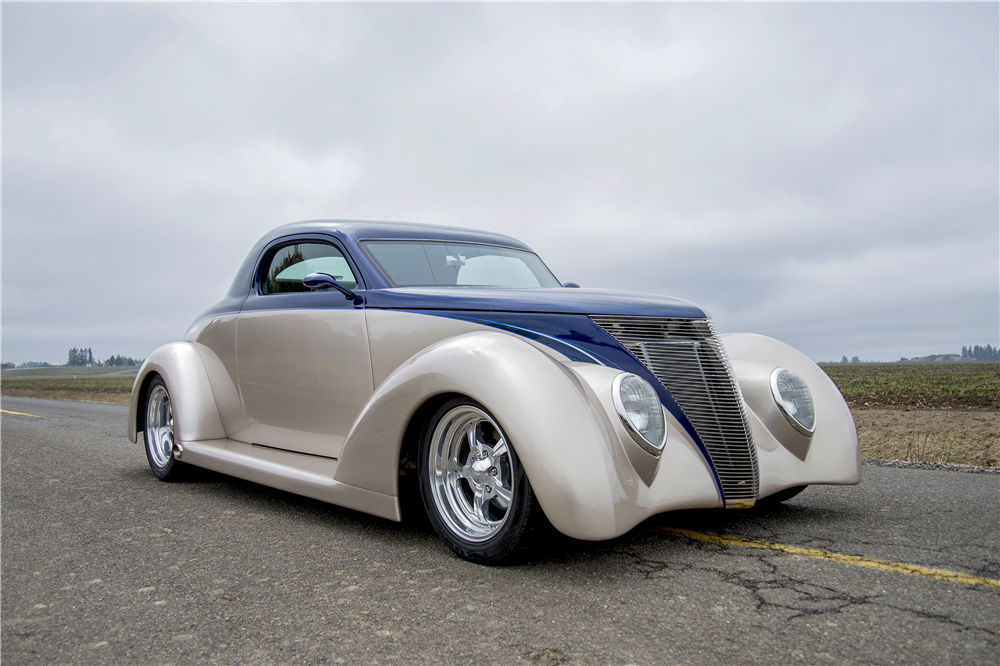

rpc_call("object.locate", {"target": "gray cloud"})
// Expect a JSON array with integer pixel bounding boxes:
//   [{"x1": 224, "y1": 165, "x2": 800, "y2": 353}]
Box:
[{"x1": 3, "y1": 3, "x2": 997, "y2": 365}]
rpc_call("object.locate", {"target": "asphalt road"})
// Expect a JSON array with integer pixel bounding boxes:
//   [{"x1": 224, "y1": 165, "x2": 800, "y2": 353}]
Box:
[{"x1": 3, "y1": 397, "x2": 998, "y2": 665}]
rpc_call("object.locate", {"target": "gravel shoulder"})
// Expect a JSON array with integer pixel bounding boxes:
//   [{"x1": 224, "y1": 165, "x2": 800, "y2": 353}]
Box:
[{"x1": 852, "y1": 407, "x2": 998, "y2": 466}]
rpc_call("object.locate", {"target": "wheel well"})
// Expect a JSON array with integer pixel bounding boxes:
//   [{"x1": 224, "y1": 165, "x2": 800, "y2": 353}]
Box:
[
  {"x1": 396, "y1": 392, "x2": 462, "y2": 520},
  {"x1": 134, "y1": 371, "x2": 161, "y2": 437},
  {"x1": 397, "y1": 392, "x2": 462, "y2": 478}
]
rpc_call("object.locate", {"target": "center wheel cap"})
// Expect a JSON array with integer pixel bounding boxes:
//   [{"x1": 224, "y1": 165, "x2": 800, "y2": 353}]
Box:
[{"x1": 471, "y1": 457, "x2": 492, "y2": 485}]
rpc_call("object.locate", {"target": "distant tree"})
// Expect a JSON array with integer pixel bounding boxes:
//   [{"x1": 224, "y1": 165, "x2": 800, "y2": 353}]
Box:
[
  {"x1": 851, "y1": 356, "x2": 860, "y2": 364},
  {"x1": 961, "y1": 346, "x2": 968, "y2": 359},
  {"x1": 841, "y1": 356, "x2": 849, "y2": 364},
  {"x1": 899, "y1": 357, "x2": 909, "y2": 363},
  {"x1": 101, "y1": 353, "x2": 143, "y2": 367},
  {"x1": 67, "y1": 347, "x2": 98, "y2": 366},
  {"x1": 1, "y1": 363, "x2": 14, "y2": 370}
]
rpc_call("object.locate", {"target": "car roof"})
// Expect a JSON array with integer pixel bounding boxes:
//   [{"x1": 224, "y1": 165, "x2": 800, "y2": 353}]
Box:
[{"x1": 265, "y1": 219, "x2": 534, "y2": 252}]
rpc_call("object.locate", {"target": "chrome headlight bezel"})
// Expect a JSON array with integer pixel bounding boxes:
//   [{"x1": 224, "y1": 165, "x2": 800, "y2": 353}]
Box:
[
  {"x1": 769, "y1": 368, "x2": 816, "y2": 437},
  {"x1": 612, "y1": 373, "x2": 668, "y2": 456}
]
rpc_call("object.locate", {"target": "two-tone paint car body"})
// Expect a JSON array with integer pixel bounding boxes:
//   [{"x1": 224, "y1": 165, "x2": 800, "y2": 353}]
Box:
[{"x1": 128, "y1": 220, "x2": 860, "y2": 561}]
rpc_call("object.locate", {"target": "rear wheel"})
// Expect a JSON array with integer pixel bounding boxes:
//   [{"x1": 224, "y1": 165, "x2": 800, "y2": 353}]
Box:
[
  {"x1": 143, "y1": 376, "x2": 184, "y2": 480},
  {"x1": 418, "y1": 398, "x2": 537, "y2": 563}
]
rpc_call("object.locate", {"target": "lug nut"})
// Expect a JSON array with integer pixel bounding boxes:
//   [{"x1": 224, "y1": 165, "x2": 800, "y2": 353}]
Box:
[
  {"x1": 485, "y1": 485, "x2": 492, "y2": 493},
  {"x1": 490, "y1": 467, "x2": 497, "y2": 476}
]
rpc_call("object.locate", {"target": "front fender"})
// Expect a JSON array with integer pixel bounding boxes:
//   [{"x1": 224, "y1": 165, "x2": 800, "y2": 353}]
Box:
[
  {"x1": 127, "y1": 342, "x2": 227, "y2": 444},
  {"x1": 721, "y1": 333, "x2": 861, "y2": 497},
  {"x1": 334, "y1": 331, "x2": 625, "y2": 540}
]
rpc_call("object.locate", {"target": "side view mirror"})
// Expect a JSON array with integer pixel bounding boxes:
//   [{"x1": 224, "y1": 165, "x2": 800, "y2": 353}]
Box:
[
  {"x1": 562, "y1": 282, "x2": 581, "y2": 288},
  {"x1": 303, "y1": 272, "x2": 358, "y2": 301}
]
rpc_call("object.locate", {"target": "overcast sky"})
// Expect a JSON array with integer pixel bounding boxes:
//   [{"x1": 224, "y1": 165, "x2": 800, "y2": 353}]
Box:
[{"x1": 3, "y1": 2, "x2": 998, "y2": 365}]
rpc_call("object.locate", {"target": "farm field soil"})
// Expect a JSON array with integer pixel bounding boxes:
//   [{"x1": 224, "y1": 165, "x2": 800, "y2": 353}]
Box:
[
  {"x1": 853, "y1": 407, "x2": 997, "y2": 467},
  {"x1": 820, "y1": 362, "x2": 999, "y2": 410}
]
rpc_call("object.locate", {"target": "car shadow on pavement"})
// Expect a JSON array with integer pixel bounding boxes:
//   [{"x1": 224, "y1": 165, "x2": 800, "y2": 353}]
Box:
[{"x1": 120, "y1": 460, "x2": 864, "y2": 568}]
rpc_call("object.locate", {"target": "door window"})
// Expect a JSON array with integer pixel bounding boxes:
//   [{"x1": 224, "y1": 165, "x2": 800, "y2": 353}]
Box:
[{"x1": 262, "y1": 243, "x2": 357, "y2": 294}]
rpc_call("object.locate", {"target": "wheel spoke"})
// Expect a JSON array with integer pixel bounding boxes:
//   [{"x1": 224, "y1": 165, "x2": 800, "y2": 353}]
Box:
[
  {"x1": 491, "y1": 439, "x2": 508, "y2": 462},
  {"x1": 472, "y1": 488, "x2": 492, "y2": 524},
  {"x1": 465, "y1": 422, "x2": 481, "y2": 456},
  {"x1": 493, "y1": 483, "x2": 513, "y2": 506},
  {"x1": 438, "y1": 456, "x2": 461, "y2": 474}
]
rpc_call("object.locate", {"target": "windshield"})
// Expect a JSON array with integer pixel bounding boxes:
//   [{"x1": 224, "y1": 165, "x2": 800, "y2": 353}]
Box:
[{"x1": 362, "y1": 240, "x2": 561, "y2": 288}]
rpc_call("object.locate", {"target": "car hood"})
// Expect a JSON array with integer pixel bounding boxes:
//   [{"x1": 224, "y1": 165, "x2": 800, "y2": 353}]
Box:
[{"x1": 363, "y1": 287, "x2": 707, "y2": 319}]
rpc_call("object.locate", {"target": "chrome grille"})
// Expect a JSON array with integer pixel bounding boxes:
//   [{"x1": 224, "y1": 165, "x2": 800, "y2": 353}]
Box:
[{"x1": 590, "y1": 315, "x2": 758, "y2": 506}]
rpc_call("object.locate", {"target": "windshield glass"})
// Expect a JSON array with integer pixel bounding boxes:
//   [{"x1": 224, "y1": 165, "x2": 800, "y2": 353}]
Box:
[{"x1": 362, "y1": 240, "x2": 561, "y2": 288}]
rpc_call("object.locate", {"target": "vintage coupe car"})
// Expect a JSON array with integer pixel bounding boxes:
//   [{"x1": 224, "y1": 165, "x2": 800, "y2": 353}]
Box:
[{"x1": 128, "y1": 220, "x2": 860, "y2": 562}]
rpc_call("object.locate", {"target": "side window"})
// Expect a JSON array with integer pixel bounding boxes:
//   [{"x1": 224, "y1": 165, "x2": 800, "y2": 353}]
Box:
[{"x1": 261, "y1": 243, "x2": 357, "y2": 294}]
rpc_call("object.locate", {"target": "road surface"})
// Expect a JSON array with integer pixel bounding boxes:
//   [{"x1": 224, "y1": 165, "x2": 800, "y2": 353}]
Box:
[{"x1": 3, "y1": 397, "x2": 997, "y2": 665}]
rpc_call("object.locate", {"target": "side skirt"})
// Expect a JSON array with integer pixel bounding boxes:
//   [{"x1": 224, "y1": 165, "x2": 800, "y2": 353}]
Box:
[{"x1": 179, "y1": 438, "x2": 401, "y2": 522}]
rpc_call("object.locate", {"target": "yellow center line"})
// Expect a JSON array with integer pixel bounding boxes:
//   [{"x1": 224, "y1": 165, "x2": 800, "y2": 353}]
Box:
[
  {"x1": 649, "y1": 526, "x2": 1000, "y2": 588},
  {"x1": 0, "y1": 409, "x2": 54, "y2": 419}
]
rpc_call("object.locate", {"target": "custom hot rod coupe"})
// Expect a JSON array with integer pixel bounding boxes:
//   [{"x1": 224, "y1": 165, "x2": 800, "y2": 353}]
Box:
[{"x1": 129, "y1": 220, "x2": 860, "y2": 562}]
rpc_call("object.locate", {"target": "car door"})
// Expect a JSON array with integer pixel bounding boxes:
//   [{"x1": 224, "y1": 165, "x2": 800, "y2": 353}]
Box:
[{"x1": 236, "y1": 236, "x2": 373, "y2": 459}]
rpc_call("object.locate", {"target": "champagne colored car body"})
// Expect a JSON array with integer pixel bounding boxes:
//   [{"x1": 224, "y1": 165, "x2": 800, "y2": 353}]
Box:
[{"x1": 128, "y1": 220, "x2": 860, "y2": 547}]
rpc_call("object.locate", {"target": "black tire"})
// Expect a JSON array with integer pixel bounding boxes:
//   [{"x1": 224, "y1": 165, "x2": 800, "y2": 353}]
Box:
[
  {"x1": 418, "y1": 398, "x2": 538, "y2": 563},
  {"x1": 143, "y1": 376, "x2": 185, "y2": 481},
  {"x1": 757, "y1": 485, "x2": 808, "y2": 506}
]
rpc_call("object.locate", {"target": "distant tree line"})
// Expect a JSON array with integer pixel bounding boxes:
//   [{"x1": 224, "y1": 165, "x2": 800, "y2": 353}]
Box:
[
  {"x1": 105, "y1": 354, "x2": 143, "y2": 367},
  {"x1": 962, "y1": 345, "x2": 998, "y2": 361},
  {"x1": 834, "y1": 345, "x2": 999, "y2": 364},
  {"x1": 67, "y1": 347, "x2": 94, "y2": 366},
  {"x1": 66, "y1": 348, "x2": 143, "y2": 367}
]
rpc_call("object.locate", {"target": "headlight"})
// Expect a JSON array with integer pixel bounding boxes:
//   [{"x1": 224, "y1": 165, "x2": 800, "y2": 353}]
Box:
[
  {"x1": 769, "y1": 368, "x2": 816, "y2": 436},
  {"x1": 612, "y1": 374, "x2": 667, "y2": 455}
]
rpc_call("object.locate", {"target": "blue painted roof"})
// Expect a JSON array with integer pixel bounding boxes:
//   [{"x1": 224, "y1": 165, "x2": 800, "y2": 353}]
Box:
[{"x1": 264, "y1": 219, "x2": 534, "y2": 252}]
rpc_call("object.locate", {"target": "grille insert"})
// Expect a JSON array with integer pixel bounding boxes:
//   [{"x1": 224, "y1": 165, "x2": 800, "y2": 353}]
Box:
[{"x1": 590, "y1": 315, "x2": 758, "y2": 505}]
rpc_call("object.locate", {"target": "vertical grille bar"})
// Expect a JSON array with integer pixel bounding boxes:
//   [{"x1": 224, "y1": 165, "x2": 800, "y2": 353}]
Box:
[{"x1": 590, "y1": 315, "x2": 758, "y2": 506}]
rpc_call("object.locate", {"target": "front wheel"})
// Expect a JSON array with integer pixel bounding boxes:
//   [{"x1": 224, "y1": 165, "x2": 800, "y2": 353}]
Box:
[
  {"x1": 418, "y1": 399, "x2": 538, "y2": 563},
  {"x1": 143, "y1": 376, "x2": 184, "y2": 481}
]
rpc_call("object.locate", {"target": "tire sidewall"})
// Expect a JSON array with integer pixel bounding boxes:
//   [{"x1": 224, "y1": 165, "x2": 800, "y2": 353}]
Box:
[{"x1": 418, "y1": 397, "x2": 535, "y2": 563}]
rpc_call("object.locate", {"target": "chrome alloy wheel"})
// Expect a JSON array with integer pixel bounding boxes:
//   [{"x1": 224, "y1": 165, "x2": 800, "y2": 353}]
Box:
[
  {"x1": 145, "y1": 384, "x2": 174, "y2": 468},
  {"x1": 428, "y1": 405, "x2": 515, "y2": 543}
]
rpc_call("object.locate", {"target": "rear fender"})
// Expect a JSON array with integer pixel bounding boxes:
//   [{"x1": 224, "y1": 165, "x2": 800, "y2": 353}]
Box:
[{"x1": 127, "y1": 342, "x2": 227, "y2": 444}]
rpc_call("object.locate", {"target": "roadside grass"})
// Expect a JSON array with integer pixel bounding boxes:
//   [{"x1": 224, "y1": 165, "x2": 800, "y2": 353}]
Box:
[
  {"x1": 820, "y1": 362, "x2": 999, "y2": 410},
  {"x1": 1, "y1": 375, "x2": 135, "y2": 405},
  {"x1": 2, "y1": 365, "x2": 140, "y2": 378}
]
